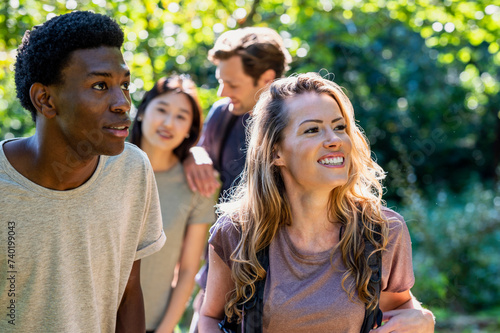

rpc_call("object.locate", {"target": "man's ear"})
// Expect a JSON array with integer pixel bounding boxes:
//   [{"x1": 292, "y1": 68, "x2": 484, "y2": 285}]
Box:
[
  {"x1": 30, "y1": 83, "x2": 56, "y2": 119},
  {"x1": 259, "y1": 69, "x2": 276, "y2": 86}
]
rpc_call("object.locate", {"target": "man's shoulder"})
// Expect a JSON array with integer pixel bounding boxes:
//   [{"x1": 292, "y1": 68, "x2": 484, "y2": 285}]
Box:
[
  {"x1": 211, "y1": 98, "x2": 231, "y2": 112},
  {"x1": 202, "y1": 98, "x2": 232, "y2": 141},
  {"x1": 206, "y1": 98, "x2": 231, "y2": 121},
  {"x1": 104, "y1": 142, "x2": 151, "y2": 175},
  {"x1": 124, "y1": 141, "x2": 147, "y2": 156},
  {"x1": 111, "y1": 142, "x2": 148, "y2": 162}
]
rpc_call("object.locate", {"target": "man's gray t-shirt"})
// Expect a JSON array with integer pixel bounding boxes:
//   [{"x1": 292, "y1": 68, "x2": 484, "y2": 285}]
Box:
[{"x1": 0, "y1": 140, "x2": 166, "y2": 332}]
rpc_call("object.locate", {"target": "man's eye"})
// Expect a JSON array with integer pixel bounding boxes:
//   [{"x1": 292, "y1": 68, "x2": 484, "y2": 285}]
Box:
[
  {"x1": 304, "y1": 127, "x2": 319, "y2": 134},
  {"x1": 93, "y1": 82, "x2": 107, "y2": 90},
  {"x1": 121, "y1": 82, "x2": 130, "y2": 91}
]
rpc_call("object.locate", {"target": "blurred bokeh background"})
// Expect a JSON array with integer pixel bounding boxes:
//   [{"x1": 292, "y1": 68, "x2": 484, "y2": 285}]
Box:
[{"x1": 1, "y1": 0, "x2": 499, "y2": 331}]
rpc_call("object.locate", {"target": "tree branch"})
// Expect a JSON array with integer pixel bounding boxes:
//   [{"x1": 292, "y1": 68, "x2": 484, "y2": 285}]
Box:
[{"x1": 240, "y1": 0, "x2": 261, "y2": 27}]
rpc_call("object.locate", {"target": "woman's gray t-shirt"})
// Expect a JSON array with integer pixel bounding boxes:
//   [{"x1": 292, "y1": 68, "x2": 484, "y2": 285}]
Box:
[{"x1": 209, "y1": 207, "x2": 414, "y2": 332}]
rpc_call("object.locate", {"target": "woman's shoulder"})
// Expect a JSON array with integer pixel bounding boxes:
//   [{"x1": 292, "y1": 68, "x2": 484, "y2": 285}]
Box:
[
  {"x1": 379, "y1": 206, "x2": 414, "y2": 292},
  {"x1": 381, "y1": 206, "x2": 405, "y2": 224},
  {"x1": 210, "y1": 214, "x2": 241, "y2": 238},
  {"x1": 209, "y1": 214, "x2": 242, "y2": 267},
  {"x1": 380, "y1": 206, "x2": 408, "y2": 238}
]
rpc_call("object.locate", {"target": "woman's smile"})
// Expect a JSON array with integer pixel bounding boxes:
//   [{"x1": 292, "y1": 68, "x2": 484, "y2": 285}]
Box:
[{"x1": 317, "y1": 153, "x2": 345, "y2": 168}]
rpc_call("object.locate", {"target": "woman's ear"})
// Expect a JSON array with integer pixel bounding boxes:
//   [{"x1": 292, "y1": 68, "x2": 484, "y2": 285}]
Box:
[
  {"x1": 272, "y1": 146, "x2": 285, "y2": 167},
  {"x1": 30, "y1": 83, "x2": 56, "y2": 119}
]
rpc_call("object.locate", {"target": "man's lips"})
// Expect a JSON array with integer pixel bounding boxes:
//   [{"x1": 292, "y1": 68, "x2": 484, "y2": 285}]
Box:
[{"x1": 103, "y1": 121, "x2": 131, "y2": 138}]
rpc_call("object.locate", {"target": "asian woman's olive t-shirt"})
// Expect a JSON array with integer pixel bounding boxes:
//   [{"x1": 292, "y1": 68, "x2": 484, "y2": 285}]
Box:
[{"x1": 209, "y1": 207, "x2": 414, "y2": 332}]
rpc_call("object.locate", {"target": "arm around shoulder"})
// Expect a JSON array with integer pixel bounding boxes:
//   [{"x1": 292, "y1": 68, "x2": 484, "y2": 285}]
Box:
[{"x1": 183, "y1": 147, "x2": 220, "y2": 197}]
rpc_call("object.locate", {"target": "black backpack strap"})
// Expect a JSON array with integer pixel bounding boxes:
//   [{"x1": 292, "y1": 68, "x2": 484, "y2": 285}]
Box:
[
  {"x1": 243, "y1": 246, "x2": 269, "y2": 333},
  {"x1": 218, "y1": 245, "x2": 269, "y2": 333},
  {"x1": 359, "y1": 221, "x2": 383, "y2": 333},
  {"x1": 218, "y1": 316, "x2": 239, "y2": 333}
]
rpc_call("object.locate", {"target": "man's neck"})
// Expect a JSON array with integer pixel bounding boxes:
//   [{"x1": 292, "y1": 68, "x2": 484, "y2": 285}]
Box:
[{"x1": 3, "y1": 135, "x2": 100, "y2": 191}]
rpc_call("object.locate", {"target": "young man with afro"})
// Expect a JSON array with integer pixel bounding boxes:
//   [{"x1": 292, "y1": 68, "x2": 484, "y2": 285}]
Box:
[{"x1": 0, "y1": 11, "x2": 165, "y2": 332}]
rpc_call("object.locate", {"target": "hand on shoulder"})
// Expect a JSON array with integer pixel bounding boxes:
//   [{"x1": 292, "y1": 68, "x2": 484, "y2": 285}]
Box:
[{"x1": 183, "y1": 147, "x2": 220, "y2": 197}]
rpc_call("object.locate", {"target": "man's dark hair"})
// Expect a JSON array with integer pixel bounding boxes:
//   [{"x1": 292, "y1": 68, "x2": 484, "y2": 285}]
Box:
[
  {"x1": 208, "y1": 27, "x2": 292, "y2": 85},
  {"x1": 14, "y1": 11, "x2": 124, "y2": 121}
]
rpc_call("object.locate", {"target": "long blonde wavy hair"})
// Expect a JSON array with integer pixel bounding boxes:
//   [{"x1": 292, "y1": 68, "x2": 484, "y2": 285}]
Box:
[{"x1": 218, "y1": 72, "x2": 389, "y2": 321}]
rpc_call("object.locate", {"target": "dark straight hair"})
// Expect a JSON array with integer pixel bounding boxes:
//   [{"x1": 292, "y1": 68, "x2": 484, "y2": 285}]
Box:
[{"x1": 129, "y1": 75, "x2": 203, "y2": 161}]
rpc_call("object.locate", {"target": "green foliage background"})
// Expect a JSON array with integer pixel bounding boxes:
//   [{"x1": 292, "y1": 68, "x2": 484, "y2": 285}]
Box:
[{"x1": 1, "y1": 0, "x2": 499, "y2": 327}]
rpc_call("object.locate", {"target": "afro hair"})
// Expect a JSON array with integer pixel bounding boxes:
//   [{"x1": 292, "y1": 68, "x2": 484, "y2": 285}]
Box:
[{"x1": 14, "y1": 11, "x2": 124, "y2": 121}]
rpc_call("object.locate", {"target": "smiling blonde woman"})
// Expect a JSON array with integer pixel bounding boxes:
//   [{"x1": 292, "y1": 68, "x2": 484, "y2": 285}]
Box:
[{"x1": 199, "y1": 73, "x2": 435, "y2": 333}]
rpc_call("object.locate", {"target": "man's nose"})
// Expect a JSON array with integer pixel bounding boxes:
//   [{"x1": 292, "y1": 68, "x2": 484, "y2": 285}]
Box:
[
  {"x1": 218, "y1": 83, "x2": 229, "y2": 98},
  {"x1": 110, "y1": 88, "x2": 131, "y2": 114}
]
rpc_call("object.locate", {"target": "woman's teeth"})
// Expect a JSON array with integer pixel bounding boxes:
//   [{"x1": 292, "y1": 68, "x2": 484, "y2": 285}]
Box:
[{"x1": 319, "y1": 157, "x2": 344, "y2": 166}]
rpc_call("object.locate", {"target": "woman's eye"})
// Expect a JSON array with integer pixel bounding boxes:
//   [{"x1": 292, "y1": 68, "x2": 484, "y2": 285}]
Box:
[
  {"x1": 93, "y1": 82, "x2": 107, "y2": 90},
  {"x1": 335, "y1": 125, "x2": 347, "y2": 131},
  {"x1": 177, "y1": 115, "x2": 187, "y2": 120},
  {"x1": 121, "y1": 82, "x2": 130, "y2": 91},
  {"x1": 304, "y1": 127, "x2": 319, "y2": 134}
]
